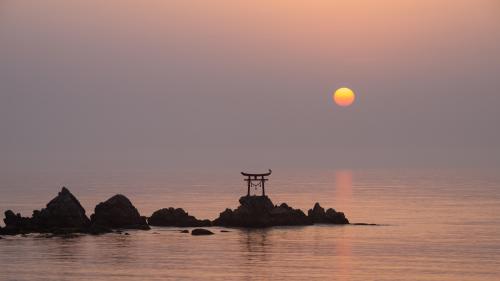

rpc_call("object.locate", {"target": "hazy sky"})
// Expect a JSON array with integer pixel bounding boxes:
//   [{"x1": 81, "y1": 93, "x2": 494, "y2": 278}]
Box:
[{"x1": 1, "y1": 0, "x2": 499, "y2": 174}]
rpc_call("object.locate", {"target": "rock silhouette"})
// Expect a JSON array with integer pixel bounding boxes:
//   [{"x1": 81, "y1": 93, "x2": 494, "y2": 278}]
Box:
[
  {"x1": 90, "y1": 194, "x2": 150, "y2": 230},
  {"x1": 1, "y1": 187, "x2": 354, "y2": 237},
  {"x1": 191, "y1": 228, "x2": 214, "y2": 235},
  {"x1": 32, "y1": 187, "x2": 91, "y2": 229},
  {"x1": 1, "y1": 187, "x2": 91, "y2": 235},
  {"x1": 2, "y1": 210, "x2": 36, "y2": 234},
  {"x1": 213, "y1": 196, "x2": 312, "y2": 227},
  {"x1": 148, "y1": 208, "x2": 211, "y2": 227},
  {"x1": 307, "y1": 203, "x2": 349, "y2": 224}
]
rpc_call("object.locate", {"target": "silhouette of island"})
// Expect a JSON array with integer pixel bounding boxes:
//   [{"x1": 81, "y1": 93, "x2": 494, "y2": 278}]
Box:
[{"x1": 0, "y1": 186, "x2": 350, "y2": 236}]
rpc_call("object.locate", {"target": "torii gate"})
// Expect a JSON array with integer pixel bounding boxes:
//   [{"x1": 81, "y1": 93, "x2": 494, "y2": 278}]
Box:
[{"x1": 241, "y1": 169, "x2": 272, "y2": 197}]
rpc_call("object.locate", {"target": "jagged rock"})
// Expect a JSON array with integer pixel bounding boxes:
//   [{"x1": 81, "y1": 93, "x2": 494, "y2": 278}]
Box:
[
  {"x1": 2, "y1": 210, "x2": 35, "y2": 234},
  {"x1": 213, "y1": 196, "x2": 312, "y2": 227},
  {"x1": 148, "y1": 208, "x2": 211, "y2": 227},
  {"x1": 1, "y1": 187, "x2": 90, "y2": 235},
  {"x1": 90, "y1": 194, "x2": 150, "y2": 230},
  {"x1": 307, "y1": 203, "x2": 349, "y2": 224},
  {"x1": 32, "y1": 187, "x2": 90, "y2": 229},
  {"x1": 191, "y1": 228, "x2": 214, "y2": 235}
]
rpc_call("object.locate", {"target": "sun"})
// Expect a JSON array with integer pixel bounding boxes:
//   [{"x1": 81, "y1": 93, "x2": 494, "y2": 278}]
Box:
[{"x1": 333, "y1": 87, "x2": 356, "y2": 107}]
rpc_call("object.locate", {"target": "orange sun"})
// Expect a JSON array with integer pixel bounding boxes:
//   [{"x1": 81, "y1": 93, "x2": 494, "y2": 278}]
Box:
[{"x1": 333, "y1": 87, "x2": 356, "y2": 107}]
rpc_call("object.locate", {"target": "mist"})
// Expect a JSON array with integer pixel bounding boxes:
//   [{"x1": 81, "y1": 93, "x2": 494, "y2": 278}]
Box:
[{"x1": 1, "y1": 0, "x2": 499, "y2": 176}]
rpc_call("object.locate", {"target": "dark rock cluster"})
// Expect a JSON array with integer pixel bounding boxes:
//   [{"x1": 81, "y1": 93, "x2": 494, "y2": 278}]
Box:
[
  {"x1": 213, "y1": 196, "x2": 311, "y2": 227},
  {"x1": 148, "y1": 208, "x2": 210, "y2": 227},
  {"x1": 0, "y1": 187, "x2": 148, "y2": 235},
  {"x1": 0, "y1": 187, "x2": 351, "y2": 237},
  {"x1": 213, "y1": 196, "x2": 349, "y2": 227},
  {"x1": 308, "y1": 203, "x2": 349, "y2": 224}
]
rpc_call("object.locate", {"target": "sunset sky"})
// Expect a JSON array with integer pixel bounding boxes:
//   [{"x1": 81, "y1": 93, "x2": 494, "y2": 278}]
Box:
[{"x1": 1, "y1": 0, "x2": 499, "y2": 173}]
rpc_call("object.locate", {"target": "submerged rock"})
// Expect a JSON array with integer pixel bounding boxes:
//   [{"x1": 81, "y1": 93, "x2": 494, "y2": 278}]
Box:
[
  {"x1": 307, "y1": 203, "x2": 349, "y2": 224},
  {"x1": 191, "y1": 228, "x2": 214, "y2": 235},
  {"x1": 213, "y1": 196, "x2": 311, "y2": 227},
  {"x1": 148, "y1": 208, "x2": 211, "y2": 227},
  {"x1": 90, "y1": 194, "x2": 150, "y2": 230},
  {"x1": 180, "y1": 229, "x2": 189, "y2": 233}
]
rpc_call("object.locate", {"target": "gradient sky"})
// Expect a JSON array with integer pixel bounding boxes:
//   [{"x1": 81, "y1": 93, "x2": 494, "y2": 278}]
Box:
[{"x1": 1, "y1": 0, "x2": 499, "y2": 174}]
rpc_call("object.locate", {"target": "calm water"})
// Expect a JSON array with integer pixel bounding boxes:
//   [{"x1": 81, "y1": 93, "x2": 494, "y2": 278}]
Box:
[{"x1": 1, "y1": 168, "x2": 500, "y2": 280}]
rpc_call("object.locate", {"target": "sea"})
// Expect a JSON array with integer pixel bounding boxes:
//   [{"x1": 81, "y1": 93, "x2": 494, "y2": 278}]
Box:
[{"x1": 1, "y1": 168, "x2": 499, "y2": 280}]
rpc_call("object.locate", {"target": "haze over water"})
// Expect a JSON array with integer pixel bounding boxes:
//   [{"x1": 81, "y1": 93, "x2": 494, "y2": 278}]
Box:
[
  {"x1": 1, "y1": 168, "x2": 500, "y2": 280},
  {"x1": 1, "y1": 1, "x2": 500, "y2": 280}
]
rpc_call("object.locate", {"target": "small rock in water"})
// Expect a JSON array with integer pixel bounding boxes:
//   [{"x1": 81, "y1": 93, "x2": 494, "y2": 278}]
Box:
[
  {"x1": 220, "y1": 230, "x2": 230, "y2": 232},
  {"x1": 180, "y1": 230, "x2": 189, "y2": 233},
  {"x1": 149, "y1": 208, "x2": 211, "y2": 227},
  {"x1": 124, "y1": 232, "x2": 130, "y2": 235},
  {"x1": 191, "y1": 228, "x2": 214, "y2": 236},
  {"x1": 307, "y1": 203, "x2": 349, "y2": 224}
]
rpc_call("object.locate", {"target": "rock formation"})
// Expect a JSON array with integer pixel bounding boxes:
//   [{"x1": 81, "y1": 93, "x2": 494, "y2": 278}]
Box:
[
  {"x1": 32, "y1": 187, "x2": 91, "y2": 229},
  {"x1": 1, "y1": 187, "x2": 91, "y2": 235},
  {"x1": 148, "y1": 208, "x2": 211, "y2": 227},
  {"x1": 0, "y1": 187, "x2": 353, "y2": 237},
  {"x1": 307, "y1": 203, "x2": 349, "y2": 224},
  {"x1": 90, "y1": 194, "x2": 150, "y2": 230},
  {"x1": 213, "y1": 196, "x2": 312, "y2": 227},
  {"x1": 1, "y1": 210, "x2": 36, "y2": 234}
]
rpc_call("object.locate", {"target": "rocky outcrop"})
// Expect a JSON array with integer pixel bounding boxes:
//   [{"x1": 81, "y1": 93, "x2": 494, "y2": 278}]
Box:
[
  {"x1": 148, "y1": 208, "x2": 211, "y2": 227},
  {"x1": 32, "y1": 187, "x2": 91, "y2": 229},
  {"x1": 307, "y1": 203, "x2": 349, "y2": 224},
  {"x1": 1, "y1": 188, "x2": 150, "y2": 235},
  {"x1": 191, "y1": 228, "x2": 214, "y2": 235},
  {"x1": 1, "y1": 187, "x2": 353, "y2": 237},
  {"x1": 1, "y1": 210, "x2": 36, "y2": 234},
  {"x1": 1, "y1": 187, "x2": 91, "y2": 235},
  {"x1": 90, "y1": 195, "x2": 149, "y2": 230},
  {"x1": 213, "y1": 196, "x2": 312, "y2": 227}
]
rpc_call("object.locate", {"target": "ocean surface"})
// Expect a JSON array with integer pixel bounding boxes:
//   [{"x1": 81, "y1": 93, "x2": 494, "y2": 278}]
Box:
[{"x1": 1, "y1": 168, "x2": 499, "y2": 280}]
